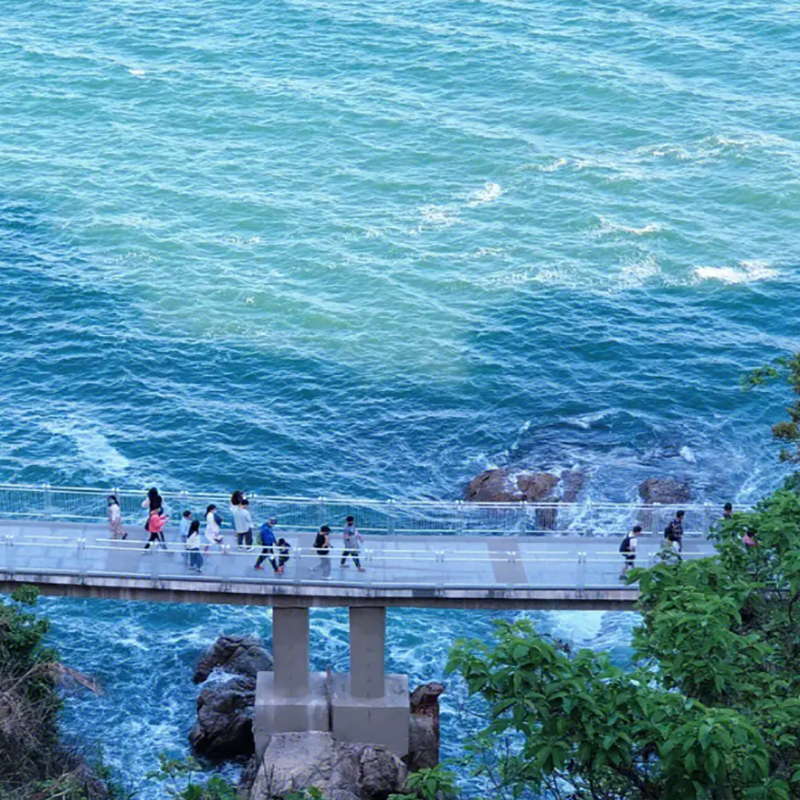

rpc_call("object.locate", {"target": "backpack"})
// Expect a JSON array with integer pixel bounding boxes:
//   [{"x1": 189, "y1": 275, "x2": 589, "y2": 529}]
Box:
[{"x1": 619, "y1": 535, "x2": 632, "y2": 553}]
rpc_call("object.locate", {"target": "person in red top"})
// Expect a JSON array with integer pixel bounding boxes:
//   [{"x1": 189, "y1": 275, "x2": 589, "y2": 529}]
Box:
[{"x1": 144, "y1": 509, "x2": 170, "y2": 552}]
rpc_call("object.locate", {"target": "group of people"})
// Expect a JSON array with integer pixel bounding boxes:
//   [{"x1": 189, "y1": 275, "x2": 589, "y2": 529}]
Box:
[
  {"x1": 105, "y1": 488, "x2": 366, "y2": 577},
  {"x1": 618, "y1": 502, "x2": 752, "y2": 579}
]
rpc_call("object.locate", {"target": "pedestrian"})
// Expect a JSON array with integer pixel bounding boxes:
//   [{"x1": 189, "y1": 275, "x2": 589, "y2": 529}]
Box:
[
  {"x1": 144, "y1": 508, "x2": 169, "y2": 551},
  {"x1": 723, "y1": 502, "x2": 733, "y2": 519},
  {"x1": 310, "y1": 525, "x2": 331, "y2": 578},
  {"x1": 107, "y1": 495, "x2": 126, "y2": 540},
  {"x1": 664, "y1": 510, "x2": 685, "y2": 558},
  {"x1": 276, "y1": 537, "x2": 291, "y2": 571},
  {"x1": 141, "y1": 486, "x2": 164, "y2": 535},
  {"x1": 619, "y1": 525, "x2": 642, "y2": 579},
  {"x1": 743, "y1": 529, "x2": 759, "y2": 547},
  {"x1": 340, "y1": 516, "x2": 366, "y2": 572},
  {"x1": 204, "y1": 504, "x2": 224, "y2": 552},
  {"x1": 255, "y1": 518, "x2": 281, "y2": 573},
  {"x1": 179, "y1": 510, "x2": 193, "y2": 565},
  {"x1": 186, "y1": 519, "x2": 204, "y2": 572},
  {"x1": 231, "y1": 494, "x2": 253, "y2": 550}
]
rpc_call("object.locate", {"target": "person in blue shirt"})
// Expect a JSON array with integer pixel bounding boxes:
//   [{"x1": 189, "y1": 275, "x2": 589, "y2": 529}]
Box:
[{"x1": 255, "y1": 518, "x2": 281, "y2": 573}]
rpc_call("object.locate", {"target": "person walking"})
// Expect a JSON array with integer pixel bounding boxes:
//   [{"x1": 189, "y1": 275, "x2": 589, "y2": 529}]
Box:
[
  {"x1": 231, "y1": 494, "x2": 253, "y2": 550},
  {"x1": 204, "y1": 504, "x2": 224, "y2": 553},
  {"x1": 107, "y1": 495, "x2": 126, "y2": 540},
  {"x1": 186, "y1": 519, "x2": 204, "y2": 572},
  {"x1": 276, "y1": 537, "x2": 291, "y2": 571},
  {"x1": 144, "y1": 508, "x2": 169, "y2": 551},
  {"x1": 619, "y1": 525, "x2": 642, "y2": 579},
  {"x1": 179, "y1": 510, "x2": 193, "y2": 565},
  {"x1": 141, "y1": 487, "x2": 164, "y2": 539},
  {"x1": 310, "y1": 525, "x2": 331, "y2": 578},
  {"x1": 723, "y1": 502, "x2": 733, "y2": 519},
  {"x1": 255, "y1": 518, "x2": 281, "y2": 573},
  {"x1": 664, "y1": 510, "x2": 685, "y2": 559},
  {"x1": 340, "y1": 516, "x2": 365, "y2": 572}
]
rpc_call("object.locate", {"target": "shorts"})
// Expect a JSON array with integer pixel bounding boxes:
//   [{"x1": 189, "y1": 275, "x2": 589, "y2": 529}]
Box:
[{"x1": 623, "y1": 555, "x2": 635, "y2": 565}]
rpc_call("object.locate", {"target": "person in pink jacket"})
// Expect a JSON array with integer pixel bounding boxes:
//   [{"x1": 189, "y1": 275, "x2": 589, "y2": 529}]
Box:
[{"x1": 144, "y1": 509, "x2": 169, "y2": 552}]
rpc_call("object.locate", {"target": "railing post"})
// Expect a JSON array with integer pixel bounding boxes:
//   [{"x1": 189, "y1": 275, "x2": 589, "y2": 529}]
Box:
[
  {"x1": 456, "y1": 501, "x2": 464, "y2": 537},
  {"x1": 4, "y1": 534, "x2": 14, "y2": 575},
  {"x1": 703, "y1": 502, "x2": 711, "y2": 535},
  {"x1": 520, "y1": 501, "x2": 528, "y2": 536},
  {"x1": 43, "y1": 483, "x2": 52, "y2": 520},
  {"x1": 77, "y1": 537, "x2": 86, "y2": 579},
  {"x1": 386, "y1": 500, "x2": 395, "y2": 537},
  {"x1": 576, "y1": 551, "x2": 586, "y2": 590}
]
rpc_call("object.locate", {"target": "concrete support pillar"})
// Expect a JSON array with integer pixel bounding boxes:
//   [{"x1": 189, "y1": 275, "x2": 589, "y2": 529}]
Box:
[
  {"x1": 273, "y1": 606, "x2": 309, "y2": 697},
  {"x1": 349, "y1": 606, "x2": 386, "y2": 699}
]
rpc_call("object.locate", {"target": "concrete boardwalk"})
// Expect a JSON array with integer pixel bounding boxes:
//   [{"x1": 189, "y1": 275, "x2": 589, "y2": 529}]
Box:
[{"x1": 0, "y1": 520, "x2": 716, "y2": 610}]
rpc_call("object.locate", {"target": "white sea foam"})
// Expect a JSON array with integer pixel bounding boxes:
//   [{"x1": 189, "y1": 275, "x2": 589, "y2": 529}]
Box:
[
  {"x1": 693, "y1": 260, "x2": 777, "y2": 285},
  {"x1": 467, "y1": 182, "x2": 503, "y2": 207},
  {"x1": 618, "y1": 254, "x2": 660, "y2": 288},
  {"x1": 679, "y1": 446, "x2": 697, "y2": 464},
  {"x1": 128, "y1": 68, "x2": 146, "y2": 77},
  {"x1": 43, "y1": 420, "x2": 130, "y2": 475},
  {"x1": 566, "y1": 409, "x2": 618, "y2": 430},
  {"x1": 596, "y1": 217, "x2": 664, "y2": 237}
]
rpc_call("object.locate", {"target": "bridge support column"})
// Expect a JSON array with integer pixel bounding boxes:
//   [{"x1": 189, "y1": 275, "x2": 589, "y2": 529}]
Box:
[
  {"x1": 254, "y1": 607, "x2": 329, "y2": 759},
  {"x1": 331, "y1": 606, "x2": 409, "y2": 756}
]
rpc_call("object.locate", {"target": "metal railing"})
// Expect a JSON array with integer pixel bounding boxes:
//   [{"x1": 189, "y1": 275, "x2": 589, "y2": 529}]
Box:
[{"x1": 0, "y1": 482, "x2": 734, "y2": 538}]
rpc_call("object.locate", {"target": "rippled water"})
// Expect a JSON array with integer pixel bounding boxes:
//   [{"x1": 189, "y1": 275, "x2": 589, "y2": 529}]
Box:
[{"x1": 1, "y1": 0, "x2": 799, "y2": 794}]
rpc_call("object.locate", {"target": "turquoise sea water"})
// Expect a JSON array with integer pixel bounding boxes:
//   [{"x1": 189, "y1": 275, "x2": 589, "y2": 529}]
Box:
[{"x1": 1, "y1": 0, "x2": 799, "y2": 794}]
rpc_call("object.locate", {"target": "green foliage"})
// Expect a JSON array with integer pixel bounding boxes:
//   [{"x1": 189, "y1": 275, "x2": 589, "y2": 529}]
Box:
[
  {"x1": 447, "y1": 485, "x2": 800, "y2": 799},
  {"x1": 742, "y1": 352, "x2": 800, "y2": 462},
  {"x1": 388, "y1": 765, "x2": 458, "y2": 800},
  {"x1": 146, "y1": 754, "x2": 236, "y2": 800}
]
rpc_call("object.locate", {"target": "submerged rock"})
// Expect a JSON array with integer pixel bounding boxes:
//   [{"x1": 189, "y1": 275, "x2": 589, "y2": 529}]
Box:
[
  {"x1": 638, "y1": 478, "x2": 692, "y2": 505},
  {"x1": 189, "y1": 676, "x2": 256, "y2": 761},
  {"x1": 247, "y1": 731, "x2": 406, "y2": 800},
  {"x1": 194, "y1": 635, "x2": 274, "y2": 684},
  {"x1": 465, "y1": 468, "x2": 562, "y2": 503}
]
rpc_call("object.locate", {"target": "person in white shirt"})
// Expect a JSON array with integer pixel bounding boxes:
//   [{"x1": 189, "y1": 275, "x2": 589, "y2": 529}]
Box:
[
  {"x1": 107, "y1": 495, "x2": 126, "y2": 540},
  {"x1": 186, "y1": 520, "x2": 203, "y2": 572},
  {"x1": 205, "y1": 504, "x2": 224, "y2": 552}
]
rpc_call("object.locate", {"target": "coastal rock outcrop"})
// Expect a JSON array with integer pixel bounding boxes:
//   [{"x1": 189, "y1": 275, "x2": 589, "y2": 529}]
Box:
[
  {"x1": 189, "y1": 676, "x2": 256, "y2": 761},
  {"x1": 638, "y1": 478, "x2": 692, "y2": 505},
  {"x1": 193, "y1": 635, "x2": 274, "y2": 684},
  {"x1": 247, "y1": 732, "x2": 407, "y2": 800},
  {"x1": 407, "y1": 682, "x2": 444, "y2": 772}
]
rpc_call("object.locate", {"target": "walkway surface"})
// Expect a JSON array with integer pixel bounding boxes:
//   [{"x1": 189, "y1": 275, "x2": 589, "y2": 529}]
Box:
[{"x1": 0, "y1": 520, "x2": 716, "y2": 609}]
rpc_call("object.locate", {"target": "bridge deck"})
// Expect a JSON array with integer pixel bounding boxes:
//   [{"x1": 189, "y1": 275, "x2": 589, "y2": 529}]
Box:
[{"x1": 0, "y1": 520, "x2": 715, "y2": 609}]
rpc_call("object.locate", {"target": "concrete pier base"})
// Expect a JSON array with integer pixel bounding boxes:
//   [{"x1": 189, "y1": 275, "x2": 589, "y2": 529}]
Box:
[
  {"x1": 330, "y1": 672, "x2": 409, "y2": 756},
  {"x1": 254, "y1": 671, "x2": 329, "y2": 759}
]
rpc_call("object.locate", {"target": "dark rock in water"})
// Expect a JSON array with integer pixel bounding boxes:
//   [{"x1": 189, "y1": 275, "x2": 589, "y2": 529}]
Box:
[
  {"x1": 465, "y1": 469, "x2": 560, "y2": 503},
  {"x1": 407, "y1": 682, "x2": 445, "y2": 772},
  {"x1": 247, "y1": 731, "x2": 406, "y2": 800},
  {"x1": 561, "y1": 470, "x2": 586, "y2": 503},
  {"x1": 515, "y1": 472, "x2": 560, "y2": 502},
  {"x1": 465, "y1": 468, "x2": 516, "y2": 502},
  {"x1": 194, "y1": 635, "x2": 273, "y2": 684},
  {"x1": 189, "y1": 676, "x2": 256, "y2": 761},
  {"x1": 638, "y1": 478, "x2": 692, "y2": 505}
]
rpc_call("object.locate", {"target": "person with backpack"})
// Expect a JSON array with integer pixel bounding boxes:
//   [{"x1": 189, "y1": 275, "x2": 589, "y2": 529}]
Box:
[
  {"x1": 255, "y1": 518, "x2": 281, "y2": 573},
  {"x1": 340, "y1": 516, "x2": 366, "y2": 572},
  {"x1": 619, "y1": 525, "x2": 642, "y2": 579},
  {"x1": 275, "y1": 537, "x2": 291, "y2": 571},
  {"x1": 664, "y1": 510, "x2": 685, "y2": 558},
  {"x1": 141, "y1": 486, "x2": 164, "y2": 537},
  {"x1": 310, "y1": 525, "x2": 331, "y2": 578}
]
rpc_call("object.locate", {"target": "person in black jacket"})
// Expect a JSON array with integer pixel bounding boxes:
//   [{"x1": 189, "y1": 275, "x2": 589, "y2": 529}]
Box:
[{"x1": 665, "y1": 510, "x2": 685, "y2": 558}]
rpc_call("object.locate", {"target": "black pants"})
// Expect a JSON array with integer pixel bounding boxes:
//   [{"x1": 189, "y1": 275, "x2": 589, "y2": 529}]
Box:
[
  {"x1": 144, "y1": 531, "x2": 166, "y2": 550},
  {"x1": 341, "y1": 548, "x2": 361, "y2": 568},
  {"x1": 237, "y1": 529, "x2": 253, "y2": 547},
  {"x1": 256, "y1": 547, "x2": 278, "y2": 570}
]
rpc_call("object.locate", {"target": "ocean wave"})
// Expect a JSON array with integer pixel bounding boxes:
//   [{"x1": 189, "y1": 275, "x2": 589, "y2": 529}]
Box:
[
  {"x1": 693, "y1": 260, "x2": 777, "y2": 285},
  {"x1": 466, "y1": 182, "x2": 503, "y2": 207},
  {"x1": 42, "y1": 420, "x2": 130, "y2": 476},
  {"x1": 595, "y1": 217, "x2": 664, "y2": 237}
]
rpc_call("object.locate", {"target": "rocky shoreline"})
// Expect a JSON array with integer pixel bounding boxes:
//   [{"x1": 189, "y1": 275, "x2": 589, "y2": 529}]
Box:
[{"x1": 189, "y1": 635, "x2": 444, "y2": 800}]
